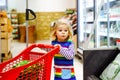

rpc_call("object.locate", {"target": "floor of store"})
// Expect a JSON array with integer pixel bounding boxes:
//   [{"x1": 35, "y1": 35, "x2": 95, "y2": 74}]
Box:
[{"x1": 11, "y1": 40, "x2": 83, "y2": 80}]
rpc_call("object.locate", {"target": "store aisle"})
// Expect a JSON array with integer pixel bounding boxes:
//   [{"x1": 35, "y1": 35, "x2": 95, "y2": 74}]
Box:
[{"x1": 11, "y1": 40, "x2": 83, "y2": 80}]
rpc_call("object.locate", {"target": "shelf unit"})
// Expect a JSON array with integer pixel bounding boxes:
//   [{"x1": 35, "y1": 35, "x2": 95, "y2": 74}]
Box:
[
  {"x1": 0, "y1": 11, "x2": 12, "y2": 62},
  {"x1": 10, "y1": 9, "x2": 19, "y2": 39},
  {"x1": 79, "y1": 0, "x2": 120, "y2": 48},
  {"x1": 96, "y1": 19, "x2": 120, "y2": 47},
  {"x1": 96, "y1": 0, "x2": 120, "y2": 47},
  {"x1": 78, "y1": 0, "x2": 94, "y2": 48}
]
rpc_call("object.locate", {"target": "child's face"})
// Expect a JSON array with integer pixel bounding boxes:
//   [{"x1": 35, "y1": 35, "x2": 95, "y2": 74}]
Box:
[{"x1": 56, "y1": 24, "x2": 69, "y2": 42}]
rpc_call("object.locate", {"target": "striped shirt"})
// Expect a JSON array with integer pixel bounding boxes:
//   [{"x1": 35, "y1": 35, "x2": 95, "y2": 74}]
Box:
[{"x1": 52, "y1": 40, "x2": 76, "y2": 80}]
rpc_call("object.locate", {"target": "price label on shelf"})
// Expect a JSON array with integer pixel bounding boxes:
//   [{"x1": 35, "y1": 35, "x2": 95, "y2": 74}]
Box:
[{"x1": 116, "y1": 40, "x2": 120, "y2": 49}]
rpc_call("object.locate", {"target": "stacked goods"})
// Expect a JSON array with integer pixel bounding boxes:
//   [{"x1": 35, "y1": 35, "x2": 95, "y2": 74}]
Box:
[
  {"x1": 65, "y1": 8, "x2": 77, "y2": 35},
  {"x1": 10, "y1": 9, "x2": 19, "y2": 39},
  {"x1": 11, "y1": 9, "x2": 18, "y2": 26},
  {"x1": 0, "y1": 10, "x2": 13, "y2": 62}
]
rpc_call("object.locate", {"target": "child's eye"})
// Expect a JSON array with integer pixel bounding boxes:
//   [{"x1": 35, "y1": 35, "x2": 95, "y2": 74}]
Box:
[
  {"x1": 65, "y1": 30, "x2": 68, "y2": 32},
  {"x1": 59, "y1": 30, "x2": 62, "y2": 32}
]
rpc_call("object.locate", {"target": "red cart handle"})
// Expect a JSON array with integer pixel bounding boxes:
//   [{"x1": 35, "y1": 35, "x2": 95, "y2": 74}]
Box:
[{"x1": 24, "y1": 44, "x2": 55, "y2": 53}]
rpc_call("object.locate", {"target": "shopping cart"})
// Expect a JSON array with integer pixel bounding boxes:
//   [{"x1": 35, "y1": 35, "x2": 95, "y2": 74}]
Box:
[{"x1": 0, "y1": 44, "x2": 60, "y2": 80}]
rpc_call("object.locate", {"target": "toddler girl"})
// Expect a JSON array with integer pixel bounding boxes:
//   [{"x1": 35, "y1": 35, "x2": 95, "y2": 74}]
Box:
[{"x1": 51, "y1": 19, "x2": 76, "y2": 80}]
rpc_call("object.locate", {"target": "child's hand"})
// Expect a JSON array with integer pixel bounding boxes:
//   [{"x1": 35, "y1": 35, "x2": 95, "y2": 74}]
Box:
[{"x1": 54, "y1": 44, "x2": 61, "y2": 49}]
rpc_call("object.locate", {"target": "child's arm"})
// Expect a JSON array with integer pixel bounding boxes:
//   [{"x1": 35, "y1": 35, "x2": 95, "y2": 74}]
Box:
[{"x1": 59, "y1": 43, "x2": 75, "y2": 60}]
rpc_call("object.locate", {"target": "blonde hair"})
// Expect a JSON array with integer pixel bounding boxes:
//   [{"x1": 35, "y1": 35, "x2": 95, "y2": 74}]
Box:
[{"x1": 51, "y1": 19, "x2": 73, "y2": 41}]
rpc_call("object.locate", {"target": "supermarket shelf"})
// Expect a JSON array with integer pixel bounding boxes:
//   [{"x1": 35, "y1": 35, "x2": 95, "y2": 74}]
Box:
[{"x1": 98, "y1": 31, "x2": 120, "y2": 38}]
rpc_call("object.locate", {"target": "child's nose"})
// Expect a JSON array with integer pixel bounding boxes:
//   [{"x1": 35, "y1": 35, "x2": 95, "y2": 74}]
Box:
[{"x1": 62, "y1": 31, "x2": 65, "y2": 34}]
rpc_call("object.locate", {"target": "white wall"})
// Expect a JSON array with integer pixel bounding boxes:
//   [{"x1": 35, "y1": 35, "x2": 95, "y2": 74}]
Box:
[
  {"x1": 8, "y1": 0, "x2": 26, "y2": 12},
  {"x1": 8, "y1": 0, "x2": 76, "y2": 12}
]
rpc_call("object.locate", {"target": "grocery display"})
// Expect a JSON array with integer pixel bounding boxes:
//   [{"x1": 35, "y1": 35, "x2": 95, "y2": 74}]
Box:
[
  {"x1": 10, "y1": 9, "x2": 19, "y2": 39},
  {"x1": 79, "y1": 0, "x2": 120, "y2": 48},
  {"x1": 0, "y1": 10, "x2": 13, "y2": 62}
]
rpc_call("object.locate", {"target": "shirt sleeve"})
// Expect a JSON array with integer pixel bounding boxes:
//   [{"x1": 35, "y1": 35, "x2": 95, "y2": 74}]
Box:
[{"x1": 59, "y1": 43, "x2": 75, "y2": 60}]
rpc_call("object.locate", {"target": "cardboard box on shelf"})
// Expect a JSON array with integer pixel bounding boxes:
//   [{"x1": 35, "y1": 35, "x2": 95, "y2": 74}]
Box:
[
  {"x1": 0, "y1": 24, "x2": 8, "y2": 31},
  {"x1": 0, "y1": 18, "x2": 7, "y2": 24},
  {"x1": 1, "y1": 38, "x2": 12, "y2": 53},
  {"x1": 19, "y1": 25, "x2": 35, "y2": 43},
  {"x1": 1, "y1": 32, "x2": 12, "y2": 39}
]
